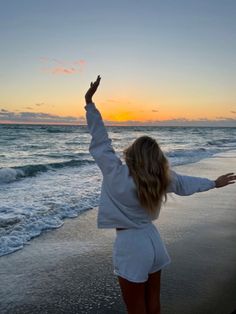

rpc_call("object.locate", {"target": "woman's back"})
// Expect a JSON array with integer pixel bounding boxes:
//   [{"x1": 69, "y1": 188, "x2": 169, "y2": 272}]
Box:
[{"x1": 85, "y1": 102, "x2": 215, "y2": 229}]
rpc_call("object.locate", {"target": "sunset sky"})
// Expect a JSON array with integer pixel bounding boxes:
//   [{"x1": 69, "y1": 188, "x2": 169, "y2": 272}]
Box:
[{"x1": 0, "y1": 0, "x2": 236, "y2": 126}]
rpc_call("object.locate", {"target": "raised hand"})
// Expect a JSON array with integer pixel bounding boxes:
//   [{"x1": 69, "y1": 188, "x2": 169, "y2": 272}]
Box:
[
  {"x1": 85, "y1": 75, "x2": 101, "y2": 104},
  {"x1": 215, "y1": 173, "x2": 236, "y2": 188}
]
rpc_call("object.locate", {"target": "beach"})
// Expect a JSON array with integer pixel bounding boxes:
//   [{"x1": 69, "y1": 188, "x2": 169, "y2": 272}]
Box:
[{"x1": 0, "y1": 150, "x2": 236, "y2": 314}]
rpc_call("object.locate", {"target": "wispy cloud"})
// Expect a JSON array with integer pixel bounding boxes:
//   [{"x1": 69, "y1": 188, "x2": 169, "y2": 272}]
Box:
[
  {"x1": 51, "y1": 67, "x2": 78, "y2": 75},
  {"x1": 0, "y1": 109, "x2": 85, "y2": 124},
  {"x1": 231, "y1": 111, "x2": 236, "y2": 114},
  {"x1": 40, "y1": 57, "x2": 86, "y2": 76},
  {"x1": 152, "y1": 109, "x2": 159, "y2": 112},
  {"x1": 215, "y1": 116, "x2": 236, "y2": 121},
  {"x1": 35, "y1": 102, "x2": 44, "y2": 107},
  {"x1": 73, "y1": 59, "x2": 86, "y2": 66}
]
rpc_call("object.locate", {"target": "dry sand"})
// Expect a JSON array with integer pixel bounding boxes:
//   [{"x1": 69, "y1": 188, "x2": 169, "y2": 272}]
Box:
[{"x1": 0, "y1": 150, "x2": 236, "y2": 314}]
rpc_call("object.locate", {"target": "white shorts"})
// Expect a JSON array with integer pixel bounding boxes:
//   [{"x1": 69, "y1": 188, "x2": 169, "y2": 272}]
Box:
[{"x1": 112, "y1": 223, "x2": 171, "y2": 283}]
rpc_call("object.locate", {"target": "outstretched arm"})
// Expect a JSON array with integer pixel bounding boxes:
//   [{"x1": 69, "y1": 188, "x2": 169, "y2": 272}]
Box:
[
  {"x1": 84, "y1": 75, "x2": 122, "y2": 176},
  {"x1": 168, "y1": 170, "x2": 236, "y2": 196}
]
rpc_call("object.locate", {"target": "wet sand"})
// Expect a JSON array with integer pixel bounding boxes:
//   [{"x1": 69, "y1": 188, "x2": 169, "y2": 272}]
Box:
[{"x1": 0, "y1": 151, "x2": 236, "y2": 314}]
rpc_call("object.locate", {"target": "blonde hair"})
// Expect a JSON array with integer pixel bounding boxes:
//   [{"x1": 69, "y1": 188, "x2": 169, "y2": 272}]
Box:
[{"x1": 123, "y1": 136, "x2": 170, "y2": 214}]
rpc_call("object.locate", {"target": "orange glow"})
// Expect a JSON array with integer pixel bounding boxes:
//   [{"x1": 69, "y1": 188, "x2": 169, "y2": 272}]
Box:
[{"x1": 1, "y1": 85, "x2": 235, "y2": 125}]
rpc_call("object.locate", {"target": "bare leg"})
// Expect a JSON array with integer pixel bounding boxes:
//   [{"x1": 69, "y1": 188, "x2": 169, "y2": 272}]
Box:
[
  {"x1": 145, "y1": 270, "x2": 161, "y2": 314},
  {"x1": 117, "y1": 276, "x2": 148, "y2": 314}
]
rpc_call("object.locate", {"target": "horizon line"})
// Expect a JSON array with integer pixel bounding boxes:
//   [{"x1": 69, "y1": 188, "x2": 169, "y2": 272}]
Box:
[{"x1": 1, "y1": 121, "x2": 236, "y2": 128}]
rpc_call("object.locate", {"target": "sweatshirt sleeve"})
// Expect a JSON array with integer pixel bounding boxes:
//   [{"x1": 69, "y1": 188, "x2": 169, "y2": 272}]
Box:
[
  {"x1": 84, "y1": 102, "x2": 122, "y2": 175},
  {"x1": 167, "y1": 170, "x2": 216, "y2": 196}
]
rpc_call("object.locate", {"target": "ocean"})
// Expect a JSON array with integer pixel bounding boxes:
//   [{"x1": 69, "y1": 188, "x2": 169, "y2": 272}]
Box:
[{"x1": 0, "y1": 124, "x2": 236, "y2": 256}]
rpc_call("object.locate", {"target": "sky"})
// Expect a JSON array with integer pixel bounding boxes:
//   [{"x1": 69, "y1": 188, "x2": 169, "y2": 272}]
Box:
[{"x1": 0, "y1": 0, "x2": 236, "y2": 126}]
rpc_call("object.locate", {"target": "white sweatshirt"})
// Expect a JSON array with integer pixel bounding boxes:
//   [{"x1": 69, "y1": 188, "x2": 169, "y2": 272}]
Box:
[{"x1": 85, "y1": 102, "x2": 216, "y2": 229}]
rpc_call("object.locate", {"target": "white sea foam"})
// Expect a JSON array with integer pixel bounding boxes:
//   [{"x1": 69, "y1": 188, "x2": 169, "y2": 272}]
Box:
[
  {"x1": 0, "y1": 164, "x2": 101, "y2": 256},
  {"x1": 0, "y1": 168, "x2": 24, "y2": 183}
]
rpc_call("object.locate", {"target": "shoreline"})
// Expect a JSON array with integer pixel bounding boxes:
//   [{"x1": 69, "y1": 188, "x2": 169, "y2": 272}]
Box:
[{"x1": 0, "y1": 151, "x2": 236, "y2": 313}]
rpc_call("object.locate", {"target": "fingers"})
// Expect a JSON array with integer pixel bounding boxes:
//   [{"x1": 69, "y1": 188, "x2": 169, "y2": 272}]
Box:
[
  {"x1": 95, "y1": 75, "x2": 101, "y2": 85},
  {"x1": 226, "y1": 174, "x2": 236, "y2": 181},
  {"x1": 224, "y1": 172, "x2": 235, "y2": 177},
  {"x1": 86, "y1": 76, "x2": 101, "y2": 96},
  {"x1": 228, "y1": 178, "x2": 236, "y2": 183},
  {"x1": 215, "y1": 172, "x2": 236, "y2": 188},
  {"x1": 220, "y1": 173, "x2": 236, "y2": 182},
  {"x1": 94, "y1": 75, "x2": 101, "y2": 85},
  {"x1": 224, "y1": 174, "x2": 236, "y2": 186},
  {"x1": 89, "y1": 75, "x2": 101, "y2": 87}
]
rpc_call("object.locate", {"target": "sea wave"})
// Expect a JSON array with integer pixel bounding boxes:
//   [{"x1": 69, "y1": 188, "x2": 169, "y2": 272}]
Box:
[
  {"x1": 207, "y1": 138, "x2": 236, "y2": 146},
  {"x1": 45, "y1": 127, "x2": 75, "y2": 133},
  {"x1": 35, "y1": 152, "x2": 89, "y2": 159},
  {"x1": 166, "y1": 147, "x2": 220, "y2": 166},
  {"x1": 0, "y1": 164, "x2": 101, "y2": 256},
  {"x1": 0, "y1": 159, "x2": 94, "y2": 183},
  {"x1": 0, "y1": 215, "x2": 65, "y2": 256}
]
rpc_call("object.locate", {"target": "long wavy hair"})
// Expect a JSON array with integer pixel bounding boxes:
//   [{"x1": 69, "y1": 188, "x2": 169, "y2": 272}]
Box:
[{"x1": 123, "y1": 136, "x2": 170, "y2": 214}]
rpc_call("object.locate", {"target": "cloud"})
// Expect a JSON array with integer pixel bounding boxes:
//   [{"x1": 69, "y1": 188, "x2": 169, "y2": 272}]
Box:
[
  {"x1": 215, "y1": 116, "x2": 236, "y2": 121},
  {"x1": 35, "y1": 102, "x2": 44, "y2": 107},
  {"x1": 40, "y1": 57, "x2": 86, "y2": 76},
  {"x1": 101, "y1": 117, "x2": 236, "y2": 127},
  {"x1": 152, "y1": 109, "x2": 159, "y2": 112},
  {"x1": 1, "y1": 109, "x2": 236, "y2": 126},
  {"x1": 51, "y1": 67, "x2": 78, "y2": 75},
  {"x1": 0, "y1": 109, "x2": 85, "y2": 124},
  {"x1": 73, "y1": 59, "x2": 86, "y2": 65},
  {"x1": 231, "y1": 111, "x2": 236, "y2": 114}
]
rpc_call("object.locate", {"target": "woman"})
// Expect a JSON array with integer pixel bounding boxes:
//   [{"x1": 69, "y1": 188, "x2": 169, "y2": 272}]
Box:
[{"x1": 84, "y1": 75, "x2": 235, "y2": 314}]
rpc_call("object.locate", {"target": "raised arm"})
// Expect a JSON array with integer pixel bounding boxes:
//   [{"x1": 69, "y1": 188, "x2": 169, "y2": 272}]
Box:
[
  {"x1": 84, "y1": 76, "x2": 122, "y2": 176},
  {"x1": 168, "y1": 170, "x2": 236, "y2": 196}
]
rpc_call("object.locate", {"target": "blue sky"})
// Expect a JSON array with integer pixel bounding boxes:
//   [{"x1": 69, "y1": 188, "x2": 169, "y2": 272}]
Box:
[{"x1": 0, "y1": 0, "x2": 236, "y2": 125}]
